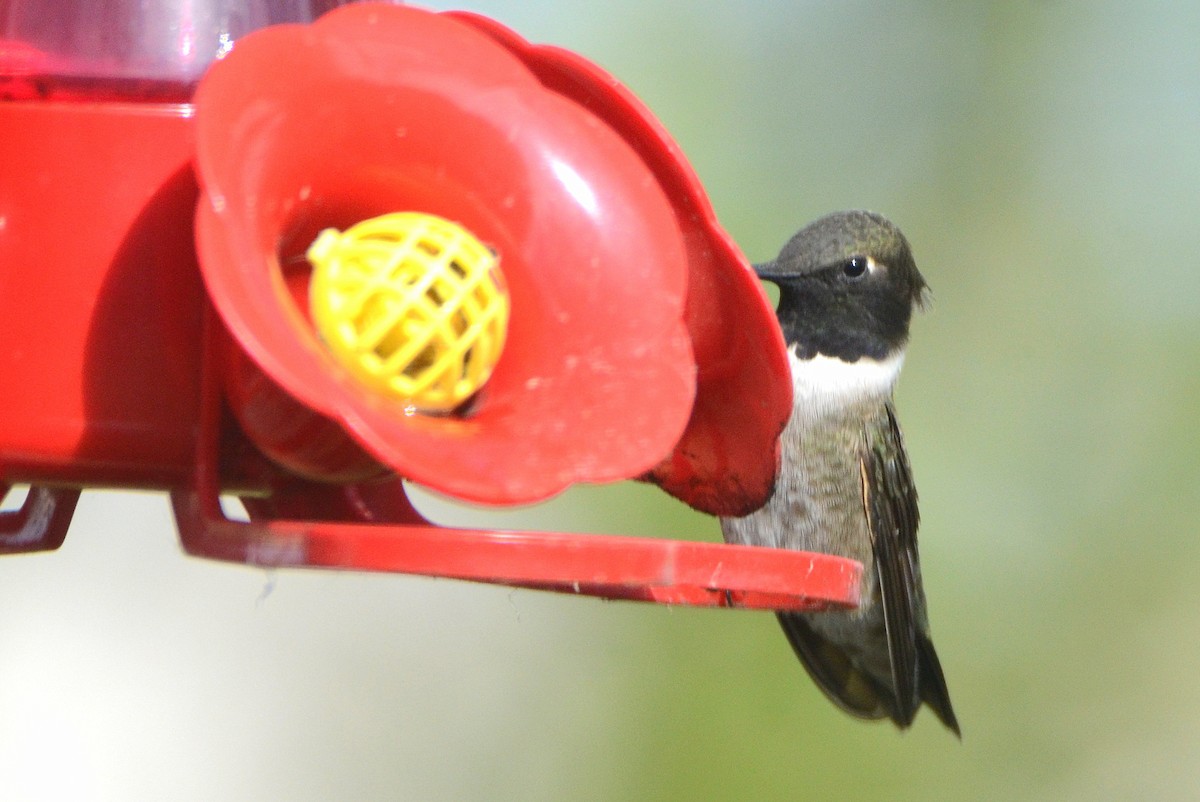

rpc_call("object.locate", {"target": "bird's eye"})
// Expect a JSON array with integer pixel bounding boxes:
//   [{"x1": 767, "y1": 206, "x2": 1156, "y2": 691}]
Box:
[{"x1": 842, "y1": 256, "x2": 869, "y2": 279}]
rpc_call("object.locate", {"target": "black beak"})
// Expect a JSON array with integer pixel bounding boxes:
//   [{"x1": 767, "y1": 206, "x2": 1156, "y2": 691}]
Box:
[{"x1": 752, "y1": 261, "x2": 785, "y2": 281}]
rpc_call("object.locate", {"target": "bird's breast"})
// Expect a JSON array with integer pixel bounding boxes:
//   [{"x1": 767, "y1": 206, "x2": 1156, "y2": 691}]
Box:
[{"x1": 721, "y1": 347, "x2": 899, "y2": 572}]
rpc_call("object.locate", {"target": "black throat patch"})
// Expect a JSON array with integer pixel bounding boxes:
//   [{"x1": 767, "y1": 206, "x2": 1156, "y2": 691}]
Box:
[{"x1": 775, "y1": 278, "x2": 913, "y2": 362}]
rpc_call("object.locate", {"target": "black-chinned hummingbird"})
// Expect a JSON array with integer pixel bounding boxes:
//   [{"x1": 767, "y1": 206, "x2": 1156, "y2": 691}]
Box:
[{"x1": 721, "y1": 210, "x2": 959, "y2": 735}]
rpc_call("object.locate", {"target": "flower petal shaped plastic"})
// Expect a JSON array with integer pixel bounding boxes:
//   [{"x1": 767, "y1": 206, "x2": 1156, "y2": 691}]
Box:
[
  {"x1": 193, "y1": 4, "x2": 696, "y2": 505},
  {"x1": 450, "y1": 12, "x2": 793, "y2": 516}
]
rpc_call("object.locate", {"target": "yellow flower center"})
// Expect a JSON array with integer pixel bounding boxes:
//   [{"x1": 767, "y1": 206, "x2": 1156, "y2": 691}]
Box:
[{"x1": 307, "y1": 213, "x2": 508, "y2": 413}]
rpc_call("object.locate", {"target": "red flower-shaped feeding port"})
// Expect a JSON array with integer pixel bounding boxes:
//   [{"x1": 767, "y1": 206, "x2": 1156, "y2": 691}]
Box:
[{"x1": 194, "y1": 3, "x2": 791, "y2": 515}]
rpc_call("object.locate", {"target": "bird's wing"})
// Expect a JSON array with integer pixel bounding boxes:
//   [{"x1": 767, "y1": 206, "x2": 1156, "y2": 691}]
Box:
[{"x1": 859, "y1": 402, "x2": 922, "y2": 726}]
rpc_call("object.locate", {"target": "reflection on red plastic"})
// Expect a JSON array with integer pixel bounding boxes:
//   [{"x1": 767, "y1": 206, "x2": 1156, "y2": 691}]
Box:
[{"x1": 0, "y1": 0, "x2": 354, "y2": 102}]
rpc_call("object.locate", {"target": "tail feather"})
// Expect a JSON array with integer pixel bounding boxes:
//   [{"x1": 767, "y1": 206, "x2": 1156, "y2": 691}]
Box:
[
  {"x1": 778, "y1": 612, "x2": 959, "y2": 735},
  {"x1": 916, "y1": 632, "x2": 961, "y2": 737}
]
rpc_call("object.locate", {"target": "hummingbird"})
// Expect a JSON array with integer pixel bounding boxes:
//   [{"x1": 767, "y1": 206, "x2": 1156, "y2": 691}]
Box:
[{"x1": 721, "y1": 210, "x2": 959, "y2": 735}]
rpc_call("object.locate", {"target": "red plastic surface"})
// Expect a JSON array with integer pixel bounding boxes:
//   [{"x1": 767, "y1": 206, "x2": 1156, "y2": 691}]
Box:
[
  {"x1": 0, "y1": 100, "x2": 203, "y2": 488},
  {"x1": 0, "y1": 1, "x2": 352, "y2": 102}
]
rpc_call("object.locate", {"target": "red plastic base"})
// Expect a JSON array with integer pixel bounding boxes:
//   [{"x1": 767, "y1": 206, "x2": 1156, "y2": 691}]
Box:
[{"x1": 169, "y1": 309, "x2": 862, "y2": 612}]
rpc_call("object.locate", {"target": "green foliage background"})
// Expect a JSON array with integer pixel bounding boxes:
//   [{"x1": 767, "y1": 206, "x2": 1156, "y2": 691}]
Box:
[{"x1": 2, "y1": 2, "x2": 1199, "y2": 800}]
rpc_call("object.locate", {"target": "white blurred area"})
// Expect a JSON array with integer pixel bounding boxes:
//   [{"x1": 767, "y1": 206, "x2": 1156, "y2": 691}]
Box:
[{"x1": 0, "y1": 488, "x2": 660, "y2": 801}]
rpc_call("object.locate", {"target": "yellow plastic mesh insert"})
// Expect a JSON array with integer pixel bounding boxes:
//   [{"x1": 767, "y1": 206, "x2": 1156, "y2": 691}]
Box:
[{"x1": 307, "y1": 213, "x2": 509, "y2": 413}]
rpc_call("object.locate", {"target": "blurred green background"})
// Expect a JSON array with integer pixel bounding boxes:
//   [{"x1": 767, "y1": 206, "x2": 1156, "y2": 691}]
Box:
[{"x1": 3, "y1": 1, "x2": 1200, "y2": 799}]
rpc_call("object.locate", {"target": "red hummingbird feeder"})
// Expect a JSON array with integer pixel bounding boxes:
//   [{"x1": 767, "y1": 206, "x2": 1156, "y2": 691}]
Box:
[{"x1": 0, "y1": 1, "x2": 860, "y2": 612}]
